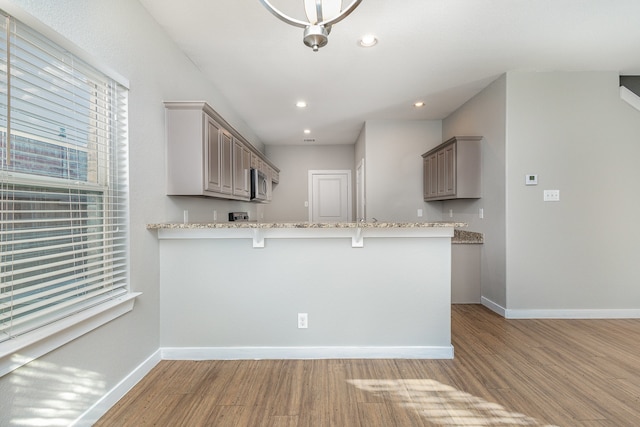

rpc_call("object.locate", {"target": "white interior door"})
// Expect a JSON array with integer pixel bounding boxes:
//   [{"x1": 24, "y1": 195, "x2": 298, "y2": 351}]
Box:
[{"x1": 309, "y1": 170, "x2": 352, "y2": 222}]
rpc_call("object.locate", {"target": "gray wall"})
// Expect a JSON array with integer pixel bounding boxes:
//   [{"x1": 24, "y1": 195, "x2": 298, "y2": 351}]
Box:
[
  {"x1": 363, "y1": 120, "x2": 443, "y2": 222},
  {"x1": 264, "y1": 145, "x2": 355, "y2": 222},
  {"x1": 159, "y1": 235, "x2": 452, "y2": 350},
  {"x1": 444, "y1": 71, "x2": 640, "y2": 314},
  {"x1": 505, "y1": 71, "x2": 640, "y2": 311},
  {"x1": 442, "y1": 75, "x2": 507, "y2": 308},
  {"x1": 0, "y1": 0, "x2": 258, "y2": 423}
]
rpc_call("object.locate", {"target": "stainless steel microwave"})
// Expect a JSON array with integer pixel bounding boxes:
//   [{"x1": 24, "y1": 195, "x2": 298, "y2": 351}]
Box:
[{"x1": 250, "y1": 168, "x2": 268, "y2": 202}]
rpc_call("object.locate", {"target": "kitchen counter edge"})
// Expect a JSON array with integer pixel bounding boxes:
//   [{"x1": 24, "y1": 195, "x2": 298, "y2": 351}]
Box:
[
  {"x1": 147, "y1": 221, "x2": 465, "y2": 230},
  {"x1": 146, "y1": 222, "x2": 482, "y2": 244}
]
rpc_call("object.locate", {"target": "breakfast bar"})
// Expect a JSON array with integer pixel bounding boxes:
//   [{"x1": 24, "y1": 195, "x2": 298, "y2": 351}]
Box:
[{"x1": 148, "y1": 222, "x2": 465, "y2": 359}]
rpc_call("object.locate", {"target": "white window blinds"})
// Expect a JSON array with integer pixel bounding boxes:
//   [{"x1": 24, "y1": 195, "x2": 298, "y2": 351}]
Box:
[{"x1": 0, "y1": 11, "x2": 129, "y2": 342}]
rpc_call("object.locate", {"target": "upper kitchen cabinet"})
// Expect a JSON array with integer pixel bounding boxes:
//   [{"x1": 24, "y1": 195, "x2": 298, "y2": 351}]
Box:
[
  {"x1": 233, "y1": 138, "x2": 251, "y2": 198},
  {"x1": 422, "y1": 136, "x2": 482, "y2": 201},
  {"x1": 164, "y1": 101, "x2": 278, "y2": 202}
]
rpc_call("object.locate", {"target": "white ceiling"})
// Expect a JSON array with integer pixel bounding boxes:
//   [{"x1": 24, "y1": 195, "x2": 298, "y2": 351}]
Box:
[{"x1": 139, "y1": 0, "x2": 640, "y2": 146}]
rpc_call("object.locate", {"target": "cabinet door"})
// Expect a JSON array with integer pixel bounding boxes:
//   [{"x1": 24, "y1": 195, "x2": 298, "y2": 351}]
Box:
[
  {"x1": 443, "y1": 143, "x2": 456, "y2": 196},
  {"x1": 429, "y1": 154, "x2": 438, "y2": 196},
  {"x1": 204, "y1": 116, "x2": 222, "y2": 193},
  {"x1": 437, "y1": 149, "x2": 447, "y2": 196},
  {"x1": 423, "y1": 153, "x2": 437, "y2": 199},
  {"x1": 220, "y1": 130, "x2": 233, "y2": 195},
  {"x1": 436, "y1": 144, "x2": 456, "y2": 197},
  {"x1": 233, "y1": 139, "x2": 251, "y2": 198}
]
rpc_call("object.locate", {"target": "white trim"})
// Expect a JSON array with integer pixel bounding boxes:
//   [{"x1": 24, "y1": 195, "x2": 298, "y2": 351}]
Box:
[
  {"x1": 481, "y1": 296, "x2": 506, "y2": 317},
  {"x1": 505, "y1": 308, "x2": 640, "y2": 319},
  {"x1": 620, "y1": 85, "x2": 640, "y2": 112},
  {"x1": 0, "y1": 1, "x2": 129, "y2": 88},
  {"x1": 156, "y1": 225, "x2": 454, "y2": 250},
  {"x1": 0, "y1": 292, "x2": 141, "y2": 377},
  {"x1": 71, "y1": 349, "x2": 162, "y2": 427},
  {"x1": 481, "y1": 297, "x2": 640, "y2": 319},
  {"x1": 160, "y1": 346, "x2": 454, "y2": 360}
]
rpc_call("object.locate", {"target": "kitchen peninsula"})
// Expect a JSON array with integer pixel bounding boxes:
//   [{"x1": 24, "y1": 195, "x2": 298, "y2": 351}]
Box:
[{"x1": 148, "y1": 221, "x2": 466, "y2": 359}]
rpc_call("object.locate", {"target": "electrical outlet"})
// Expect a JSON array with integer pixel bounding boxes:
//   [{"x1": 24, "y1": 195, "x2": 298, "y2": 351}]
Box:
[
  {"x1": 417, "y1": 209, "x2": 423, "y2": 217},
  {"x1": 479, "y1": 208, "x2": 484, "y2": 219},
  {"x1": 213, "y1": 210, "x2": 217, "y2": 221},
  {"x1": 298, "y1": 313, "x2": 308, "y2": 329},
  {"x1": 449, "y1": 209, "x2": 453, "y2": 218}
]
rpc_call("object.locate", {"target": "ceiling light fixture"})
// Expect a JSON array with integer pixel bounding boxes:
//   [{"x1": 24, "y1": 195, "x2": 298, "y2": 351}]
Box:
[
  {"x1": 304, "y1": 129, "x2": 311, "y2": 134},
  {"x1": 359, "y1": 34, "x2": 378, "y2": 47},
  {"x1": 296, "y1": 101, "x2": 308, "y2": 108},
  {"x1": 258, "y1": 0, "x2": 363, "y2": 52},
  {"x1": 414, "y1": 101, "x2": 425, "y2": 108}
]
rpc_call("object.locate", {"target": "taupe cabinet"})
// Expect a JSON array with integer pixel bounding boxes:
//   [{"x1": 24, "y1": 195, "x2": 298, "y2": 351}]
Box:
[
  {"x1": 165, "y1": 101, "x2": 278, "y2": 202},
  {"x1": 422, "y1": 136, "x2": 482, "y2": 201},
  {"x1": 233, "y1": 139, "x2": 251, "y2": 198},
  {"x1": 204, "y1": 116, "x2": 232, "y2": 195}
]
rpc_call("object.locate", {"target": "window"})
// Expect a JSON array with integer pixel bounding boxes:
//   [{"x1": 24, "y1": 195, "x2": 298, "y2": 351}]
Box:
[{"x1": 0, "y1": 10, "x2": 129, "y2": 349}]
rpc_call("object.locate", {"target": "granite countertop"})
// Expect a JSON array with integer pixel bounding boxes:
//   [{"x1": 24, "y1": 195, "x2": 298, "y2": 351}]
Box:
[
  {"x1": 146, "y1": 221, "x2": 483, "y2": 244},
  {"x1": 146, "y1": 221, "x2": 466, "y2": 230},
  {"x1": 453, "y1": 229, "x2": 484, "y2": 244}
]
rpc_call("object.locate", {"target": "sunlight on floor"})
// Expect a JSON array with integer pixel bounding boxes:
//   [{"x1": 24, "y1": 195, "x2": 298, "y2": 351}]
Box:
[
  {"x1": 5, "y1": 354, "x2": 106, "y2": 426},
  {"x1": 348, "y1": 379, "x2": 559, "y2": 427}
]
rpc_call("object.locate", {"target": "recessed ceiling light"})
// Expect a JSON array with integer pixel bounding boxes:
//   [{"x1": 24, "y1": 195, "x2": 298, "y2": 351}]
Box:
[
  {"x1": 296, "y1": 101, "x2": 307, "y2": 108},
  {"x1": 359, "y1": 34, "x2": 378, "y2": 47},
  {"x1": 414, "y1": 101, "x2": 425, "y2": 108},
  {"x1": 304, "y1": 129, "x2": 311, "y2": 134}
]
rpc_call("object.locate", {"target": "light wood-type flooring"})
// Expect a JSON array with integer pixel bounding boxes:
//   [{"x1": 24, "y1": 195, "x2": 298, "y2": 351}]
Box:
[{"x1": 96, "y1": 305, "x2": 640, "y2": 426}]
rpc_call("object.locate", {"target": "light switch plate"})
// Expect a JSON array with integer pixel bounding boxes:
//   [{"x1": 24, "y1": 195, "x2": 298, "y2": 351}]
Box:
[{"x1": 543, "y1": 189, "x2": 560, "y2": 201}]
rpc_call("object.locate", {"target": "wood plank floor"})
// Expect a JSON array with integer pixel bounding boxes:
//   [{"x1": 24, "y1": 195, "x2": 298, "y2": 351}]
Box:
[{"x1": 96, "y1": 305, "x2": 640, "y2": 426}]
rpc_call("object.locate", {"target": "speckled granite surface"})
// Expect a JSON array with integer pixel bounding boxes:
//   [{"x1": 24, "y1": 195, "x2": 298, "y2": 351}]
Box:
[
  {"x1": 453, "y1": 229, "x2": 484, "y2": 244},
  {"x1": 147, "y1": 221, "x2": 483, "y2": 244},
  {"x1": 146, "y1": 221, "x2": 466, "y2": 230}
]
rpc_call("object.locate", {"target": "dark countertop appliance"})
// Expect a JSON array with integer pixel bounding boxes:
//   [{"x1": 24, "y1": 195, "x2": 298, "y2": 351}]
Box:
[{"x1": 228, "y1": 212, "x2": 249, "y2": 221}]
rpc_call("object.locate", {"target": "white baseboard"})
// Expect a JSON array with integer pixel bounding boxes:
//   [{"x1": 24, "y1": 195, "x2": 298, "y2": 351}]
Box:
[
  {"x1": 161, "y1": 345, "x2": 454, "y2": 360},
  {"x1": 481, "y1": 297, "x2": 640, "y2": 319},
  {"x1": 621, "y1": 85, "x2": 640, "y2": 112},
  {"x1": 71, "y1": 349, "x2": 162, "y2": 427},
  {"x1": 505, "y1": 308, "x2": 640, "y2": 319},
  {"x1": 481, "y1": 297, "x2": 506, "y2": 316}
]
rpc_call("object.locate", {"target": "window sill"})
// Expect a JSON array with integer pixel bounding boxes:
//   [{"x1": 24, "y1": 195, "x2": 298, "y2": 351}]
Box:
[{"x1": 0, "y1": 292, "x2": 141, "y2": 377}]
